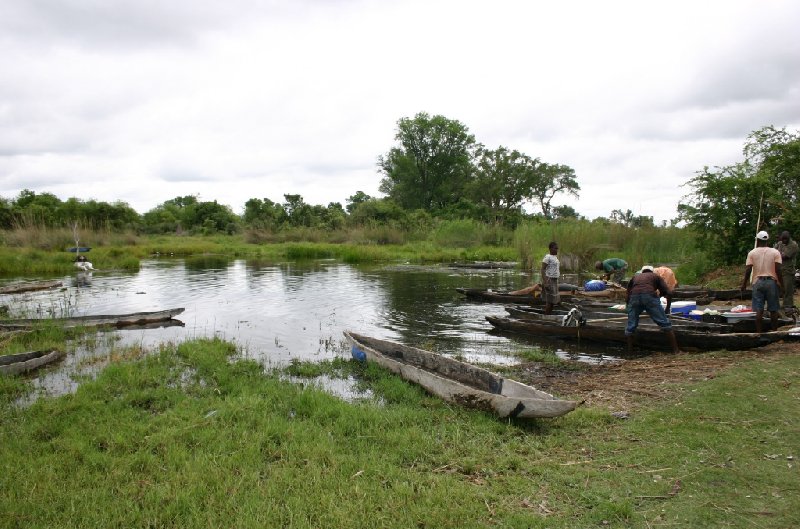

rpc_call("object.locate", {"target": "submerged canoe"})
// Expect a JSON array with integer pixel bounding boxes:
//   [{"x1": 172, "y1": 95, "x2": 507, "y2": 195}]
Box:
[
  {"x1": 486, "y1": 315, "x2": 794, "y2": 352},
  {"x1": 456, "y1": 287, "x2": 575, "y2": 304},
  {"x1": 0, "y1": 308, "x2": 185, "y2": 331},
  {"x1": 0, "y1": 280, "x2": 63, "y2": 295},
  {"x1": 0, "y1": 350, "x2": 65, "y2": 376},
  {"x1": 449, "y1": 261, "x2": 518, "y2": 269},
  {"x1": 344, "y1": 331, "x2": 580, "y2": 419}
]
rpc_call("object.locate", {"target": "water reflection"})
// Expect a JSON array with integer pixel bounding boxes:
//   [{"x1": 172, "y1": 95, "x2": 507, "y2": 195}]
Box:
[{"x1": 2, "y1": 258, "x2": 623, "y2": 401}]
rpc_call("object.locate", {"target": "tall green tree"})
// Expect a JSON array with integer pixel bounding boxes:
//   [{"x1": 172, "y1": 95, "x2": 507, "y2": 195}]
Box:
[
  {"x1": 378, "y1": 113, "x2": 477, "y2": 211},
  {"x1": 679, "y1": 124, "x2": 800, "y2": 264},
  {"x1": 469, "y1": 147, "x2": 580, "y2": 221},
  {"x1": 743, "y1": 126, "x2": 800, "y2": 231},
  {"x1": 243, "y1": 198, "x2": 287, "y2": 229},
  {"x1": 469, "y1": 146, "x2": 535, "y2": 218},
  {"x1": 531, "y1": 163, "x2": 580, "y2": 219}
]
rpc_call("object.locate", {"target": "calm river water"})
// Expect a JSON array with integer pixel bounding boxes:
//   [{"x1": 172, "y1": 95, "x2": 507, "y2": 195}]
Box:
[{"x1": 2, "y1": 257, "x2": 623, "y2": 400}]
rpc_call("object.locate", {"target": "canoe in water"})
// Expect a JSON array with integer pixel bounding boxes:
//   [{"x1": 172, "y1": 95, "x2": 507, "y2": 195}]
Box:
[
  {"x1": 486, "y1": 315, "x2": 795, "y2": 352},
  {"x1": 0, "y1": 308, "x2": 185, "y2": 331}
]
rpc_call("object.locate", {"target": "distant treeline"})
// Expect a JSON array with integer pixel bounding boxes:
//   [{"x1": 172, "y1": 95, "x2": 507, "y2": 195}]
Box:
[
  {"x1": 0, "y1": 188, "x2": 663, "y2": 237},
  {"x1": 2, "y1": 120, "x2": 797, "y2": 270},
  {"x1": 0, "y1": 111, "x2": 660, "y2": 234}
]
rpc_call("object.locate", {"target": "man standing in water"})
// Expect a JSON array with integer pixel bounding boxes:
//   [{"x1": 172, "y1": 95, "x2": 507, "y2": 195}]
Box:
[
  {"x1": 774, "y1": 230, "x2": 797, "y2": 310},
  {"x1": 541, "y1": 241, "x2": 560, "y2": 314},
  {"x1": 625, "y1": 265, "x2": 682, "y2": 353},
  {"x1": 742, "y1": 231, "x2": 784, "y2": 333}
]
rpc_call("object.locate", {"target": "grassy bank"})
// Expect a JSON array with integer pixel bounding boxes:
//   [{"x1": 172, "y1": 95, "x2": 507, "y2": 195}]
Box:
[{"x1": 1, "y1": 338, "x2": 797, "y2": 528}]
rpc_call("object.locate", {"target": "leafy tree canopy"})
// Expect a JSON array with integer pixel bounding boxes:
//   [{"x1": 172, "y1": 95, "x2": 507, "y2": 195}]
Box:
[
  {"x1": 378, "y1": 113, "x2": 477, "y2": 211},
  {"x1": 679, "y1": 125, "x2": 800, "y2": 264}
]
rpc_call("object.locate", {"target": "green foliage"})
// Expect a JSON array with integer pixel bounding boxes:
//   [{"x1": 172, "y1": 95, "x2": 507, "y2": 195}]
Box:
[
  {"x1": 431, "y1": 219, "x2": 513, "y2": 248},
  {"x1": 378, "y1": 112, "x2": 478, "y2": 211},
  {"x1": 141, "y1": 196, "x2": 241, "y2": 235},
  {"x1": 680, "y1": 126, "x2": 800, "y2": 265},
  {"x1": 4, "y1": 190, "x2": 140, "y2": 231},
  {"x1": 2, "y1": 339, "x2": 798, "y2": 528},
  {"x1": 513, "y1": 218, "x2": 697, "y2": 274}
]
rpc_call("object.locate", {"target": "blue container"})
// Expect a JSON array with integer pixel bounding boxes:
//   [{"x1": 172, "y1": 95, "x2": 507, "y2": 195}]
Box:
[
  {"x1": 351, "y1": 345, "x2": 366, "y2": 362},
  {"x1": 584, "y1": 280, "x2": 606, "y2": 292}
]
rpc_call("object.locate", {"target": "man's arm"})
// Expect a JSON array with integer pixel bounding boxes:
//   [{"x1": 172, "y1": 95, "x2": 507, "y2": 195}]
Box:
[
  {"x1": 785, "y1": 241, "x2": 799, "y2": 261},
  {"x1": 655, "y1": 276, "x2": 672, "y2": 313},
  {"x1": 775, "y1": 262, "x2": 784, "y2": 292},
  {"x1": 741, "y1": 265, "x2": 753, "y2": 291}
]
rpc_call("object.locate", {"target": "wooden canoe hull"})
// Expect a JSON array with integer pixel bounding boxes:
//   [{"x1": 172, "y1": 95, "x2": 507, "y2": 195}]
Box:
[
  {"x1": 0, "y1": 280, "x2": 63, "y2": 295},
  {"x1": 486, "y1": 316, "x2": 793, "y2": 351},
  {"x1": 507, "y1": 306, "x2": 795, "y2": 334},
  {"x1": 0, "y1": 308, "x2": 185, "y2": 331},
  {"x1": 344, "y1": 332, "x2": 579, "y2": 419},
  {"x1": 456, "y1": 288, "x2": 575, "y2": 305},
  {"x1": 0, "y1": 350, "x2": 65, "y2": 375},
  {"x1": 449, "y1": 261, "x2": 518, "y2": 269}
]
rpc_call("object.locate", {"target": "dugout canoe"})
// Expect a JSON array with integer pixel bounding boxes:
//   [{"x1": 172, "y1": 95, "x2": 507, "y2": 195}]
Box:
[
  {"x1": 344, "y1": 331, "x2": 580, "y2": 419},
  {"x1": 0, "y1": 350, "x2": 65, "y2": 376},
  {"x1": 709, "y1": 288, "x2": 752, "y2": 301},
  {"x1": 507, "y1": 305, "x2": 795, "y2": 334},
  {"x1": 0, "y1": 280, "x2": 63, "y2": 295},
  {"x1": 0, "y1": 308, "x2": 185, "y2": 331},
  {"x1": 485, "y1": 315, "x2": 794, "y2": 351},
  {"x1": 449, "y1": 261, "x2": 518, "y2": 269},
  {"x1": 456, "y1": 287, "x2": 575, "y2": 304}
]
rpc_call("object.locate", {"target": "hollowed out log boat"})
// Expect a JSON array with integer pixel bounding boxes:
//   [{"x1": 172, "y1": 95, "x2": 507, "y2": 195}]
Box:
[
  {"x1": 456, "y1": 287, "x2": 575, "y2": 305},
  {"x1": 0, "y1": 280, "x2": 63, "y2": 295},
  {"x1": 506, "y1": 304, "x2": 794, "y2": 334},
  {"x1": 0, "y1": 308, "x2": 185, "y2": 331},
  {"x1": 0, "y1": 350, "x2": 65, "y2": 376},
  {"x1": 485, "y1": 315, "x2": 795, "y2": 352},
  {"x1": 344, "y1": 331, "x2": 580, "y2": 419}
]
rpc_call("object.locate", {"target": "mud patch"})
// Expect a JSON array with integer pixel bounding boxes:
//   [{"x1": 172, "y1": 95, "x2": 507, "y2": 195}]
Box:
[{"x1": 506, "y1": 341, "x2": 800, "y2": 413}]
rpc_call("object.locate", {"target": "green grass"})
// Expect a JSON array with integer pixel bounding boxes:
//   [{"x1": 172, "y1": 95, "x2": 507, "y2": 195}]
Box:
[
  {"x1": 1, "y1": 338, "x2": 797, "y2": 528},
  {"x1": 2, "y1": 221, "x2": 702, "y2": 277}
]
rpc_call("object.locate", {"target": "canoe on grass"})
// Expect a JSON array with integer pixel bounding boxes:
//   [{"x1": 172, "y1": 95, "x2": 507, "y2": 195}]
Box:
[
  {"x1": 344, "y1": 331, "x2": 580, "y2": 419},
  {"x1": 0, "y1": 350, "x2": 65, "y2": 376},
  {"x1": 0, "y1": 308, "x2": 185, "y2": 331},
  {"x1": 0, "y1": 280, "x2": 63, "y2": 295},
  {"x1": 485, "y1": 316, "x2": 795, "y2": 352}
]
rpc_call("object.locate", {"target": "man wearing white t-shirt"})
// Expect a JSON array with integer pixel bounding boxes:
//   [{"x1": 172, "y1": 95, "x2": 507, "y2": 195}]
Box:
[
  {"x1": 741, "y1": 230, "x2": 784, "y2": 333},
  {"x1": 540, "y1": 241, "x2": 560, "y2": 314}
]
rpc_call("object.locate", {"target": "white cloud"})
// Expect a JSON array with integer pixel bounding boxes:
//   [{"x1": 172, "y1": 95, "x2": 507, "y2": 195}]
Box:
[{"x1": 1, "y1": 0, "x2": 799, "y2": 221}]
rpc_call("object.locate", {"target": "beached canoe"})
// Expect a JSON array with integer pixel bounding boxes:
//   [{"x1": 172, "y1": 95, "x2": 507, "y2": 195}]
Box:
[
  {"x1": 0, "y1": 308, "x2": 185, "y2": 331},
  {"x1": 0, "y1": 350, "x2": 65, "y2": 376},
  {"x1": 344, "y1": 331, "x2": 580, "y2": 419},
  {"x1": 485, "y1": 315, "x2": 794, "y2": 351},
  {"x1": 0, "y1": 280, "x2": 63, "y2": 295}
]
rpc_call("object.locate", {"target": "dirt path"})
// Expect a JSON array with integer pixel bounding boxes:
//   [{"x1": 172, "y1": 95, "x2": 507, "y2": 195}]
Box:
[{"x1": 510, "y1": 341, "x2": 800, "y2": 413}]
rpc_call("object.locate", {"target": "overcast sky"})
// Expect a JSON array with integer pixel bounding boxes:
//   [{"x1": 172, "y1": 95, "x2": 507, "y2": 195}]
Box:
[{"x1": 1, "y1": 0, "x2": 799, "y2": 223}]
